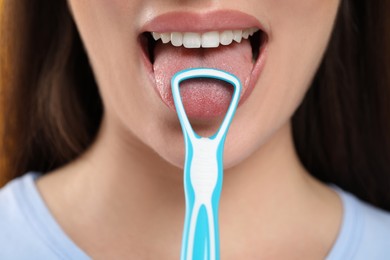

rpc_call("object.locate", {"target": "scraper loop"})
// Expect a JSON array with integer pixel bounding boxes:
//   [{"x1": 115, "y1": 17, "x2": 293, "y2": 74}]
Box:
[{"x1": 171, "y1": 68, "x2": 241, "y2": 260}]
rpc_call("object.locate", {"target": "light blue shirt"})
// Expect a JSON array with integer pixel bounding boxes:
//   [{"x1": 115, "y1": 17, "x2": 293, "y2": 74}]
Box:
[{"x1": 0, "y1": 172, "x2": 389, "y2": 259}]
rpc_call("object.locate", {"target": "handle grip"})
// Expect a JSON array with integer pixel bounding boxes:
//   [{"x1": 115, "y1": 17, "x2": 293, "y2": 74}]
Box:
[
  {"x1": 181, "y1": 138, "x2": 222, "y2": 260},
  {"x1": 171, "y1": 68, "x2": 241, "y2": 260}
]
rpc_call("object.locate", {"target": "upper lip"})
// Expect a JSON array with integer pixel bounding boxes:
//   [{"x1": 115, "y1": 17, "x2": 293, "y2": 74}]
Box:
[{"x1": 140, "y1": 10, "x2": 268, "y2": 34}]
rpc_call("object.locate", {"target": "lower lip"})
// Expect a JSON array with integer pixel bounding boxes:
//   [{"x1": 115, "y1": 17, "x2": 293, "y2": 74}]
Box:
[{"x1": 139, "y1": 38, "x2": 268, "y2": 120}]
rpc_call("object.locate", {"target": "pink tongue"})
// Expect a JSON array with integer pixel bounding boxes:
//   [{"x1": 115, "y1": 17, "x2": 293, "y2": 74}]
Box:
[{"x1": 153, "y1": 40, "x2": 253, "y2": 119}]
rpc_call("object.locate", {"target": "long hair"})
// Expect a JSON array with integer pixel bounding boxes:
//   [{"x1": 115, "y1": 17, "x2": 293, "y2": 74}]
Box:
[
  {"x1": 0, "y1": 0, "x2": 102, "y2": 184},
  {"x1": 1, "y1": 1, "x2": 390, "y2": 210},
  {"x1": 292, "y1": 0, "x2": 390, "y2": 211}
]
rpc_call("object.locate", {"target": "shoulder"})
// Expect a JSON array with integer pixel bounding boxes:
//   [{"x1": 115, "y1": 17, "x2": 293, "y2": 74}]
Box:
[
  {"x1": 355, "y1": 196, "x2": 390, "y2": 258},
  {"x1": 0, "y1": 174, "x2": 34, "y2": 239},
  {"x1": 0, "y1": 173, "x2": 91, "y2": 260},
  {"x1": 0, "y1": 173, "x2": 61, "y2": 259},
  {"x1": 330, "y1": 186, "x2": 390, "y2": 260}
]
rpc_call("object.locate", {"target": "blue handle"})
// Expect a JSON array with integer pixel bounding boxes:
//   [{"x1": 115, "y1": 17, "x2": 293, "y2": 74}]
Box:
[{"x1": 171, "y1": 68, "x2": 242, "y2": 260}]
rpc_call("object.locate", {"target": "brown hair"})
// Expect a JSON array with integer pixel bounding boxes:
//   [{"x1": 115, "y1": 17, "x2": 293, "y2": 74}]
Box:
[
  {"x1": 1, "y1": 1, "x2": 390, "y2": 210},
  {"x1": 0, "y1": 1, "x2": 102, "y2": 184},
  {"x1": 292, "y1": 0, "x2": 390, "y2": 210}
]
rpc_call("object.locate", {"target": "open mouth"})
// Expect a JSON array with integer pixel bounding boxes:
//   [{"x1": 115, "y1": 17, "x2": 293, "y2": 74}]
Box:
[
  {"x1": 138, "y1": 12, "x2": 268, "y2": 120},
  {"x1": 140, "y1": 28, "x2": 265, "y2": 64}
]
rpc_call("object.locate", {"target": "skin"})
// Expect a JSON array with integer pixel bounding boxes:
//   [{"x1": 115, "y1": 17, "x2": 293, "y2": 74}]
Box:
[{"x1": 37, "y1": 0, "x2": 342, "y2": 259}]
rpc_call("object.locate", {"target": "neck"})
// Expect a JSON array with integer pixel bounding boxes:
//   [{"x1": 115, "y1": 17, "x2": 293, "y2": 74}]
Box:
[{"x1": 37, "y1": 116, "x2": 341, "y2": 258}]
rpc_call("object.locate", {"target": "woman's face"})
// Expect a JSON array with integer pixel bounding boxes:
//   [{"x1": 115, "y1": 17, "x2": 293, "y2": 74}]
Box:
[{"x1": 67, "y1": 0, "x2": 340, "y2": 168}]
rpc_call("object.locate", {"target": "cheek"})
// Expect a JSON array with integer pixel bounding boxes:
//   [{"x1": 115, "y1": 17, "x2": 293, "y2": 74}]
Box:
[
  {"x1": 259, "y1": 0, "x2": 340, "y2": 114},
  {"x1": 221, "y1": 0, "x2": 341, "y2": 165},
  {"x1": 68, "y1": 0, "x2": 179, "y2": 160},
  {"x1": 68, "y1": 0, "x2": 152, "y2": 122},
  {"x1": 267, "y1": 0, "x2": 340, "y2": 76}
]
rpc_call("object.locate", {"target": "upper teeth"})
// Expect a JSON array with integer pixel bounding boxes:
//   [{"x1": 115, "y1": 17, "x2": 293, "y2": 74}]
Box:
[{"x1": 151, "y1": 28, "x2": 259, "y2": 49}]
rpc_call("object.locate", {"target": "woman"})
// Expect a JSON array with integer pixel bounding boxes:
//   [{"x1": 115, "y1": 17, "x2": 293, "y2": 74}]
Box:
[{"x1": 1, "y1": 0, "x2": 390, "y2": 259}]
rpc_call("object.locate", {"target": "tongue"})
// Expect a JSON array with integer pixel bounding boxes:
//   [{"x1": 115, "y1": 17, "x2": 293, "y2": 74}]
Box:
[{"x1": 153, "y1": 40, "x2": 253, "y2": 119}]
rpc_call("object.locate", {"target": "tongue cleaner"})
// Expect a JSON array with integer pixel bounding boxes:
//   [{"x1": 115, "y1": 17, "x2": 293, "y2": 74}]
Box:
[{"x1": 171, "y1": 68, "x2": 242, "y2": 260}]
